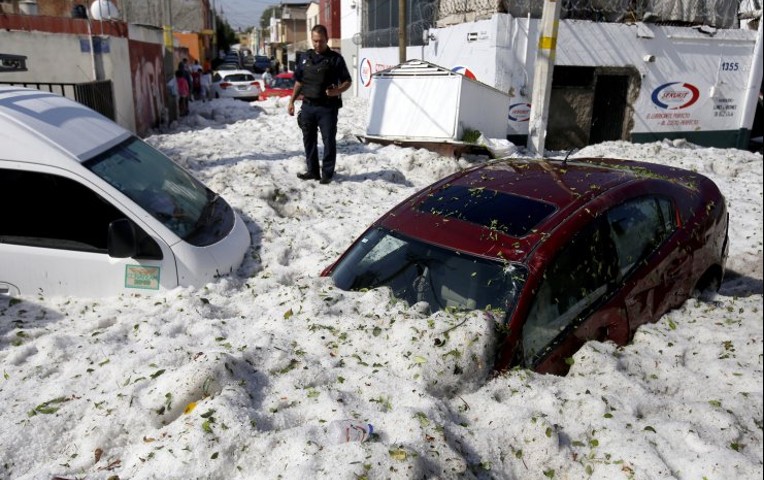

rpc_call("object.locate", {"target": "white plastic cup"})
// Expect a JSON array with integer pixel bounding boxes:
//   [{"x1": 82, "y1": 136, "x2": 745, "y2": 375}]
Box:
[{"x1": 328, "y1": 419, "x2": 374, "y2": 444}]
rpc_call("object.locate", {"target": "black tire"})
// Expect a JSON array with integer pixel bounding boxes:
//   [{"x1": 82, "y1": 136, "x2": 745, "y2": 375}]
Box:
[{"x1": 692, "y1": 266, "x2": 722, "y2": 300}]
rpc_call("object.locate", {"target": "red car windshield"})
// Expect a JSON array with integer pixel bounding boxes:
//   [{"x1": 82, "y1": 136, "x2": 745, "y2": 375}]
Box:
[
  {"x1": 330, "y1": 227, "x2": 527, "y2": 315},
  {"x1": 271, "y1": 77, "x2": 295, "y2": 89}
]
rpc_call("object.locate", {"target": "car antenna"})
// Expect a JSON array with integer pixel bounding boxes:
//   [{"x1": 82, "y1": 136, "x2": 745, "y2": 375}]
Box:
[{"x1": 562, "y1": 147, "x2": 575, "y2": 167}]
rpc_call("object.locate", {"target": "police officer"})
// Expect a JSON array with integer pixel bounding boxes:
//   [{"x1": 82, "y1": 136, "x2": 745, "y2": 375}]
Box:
[{"x1": 288, "y1": 25, "x2": 352, "y2": 184}]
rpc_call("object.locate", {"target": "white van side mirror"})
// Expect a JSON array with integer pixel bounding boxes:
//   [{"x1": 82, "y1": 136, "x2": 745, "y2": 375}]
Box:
[{"x1": 108, "y1": 218, "x2": 138, "y2": 258}]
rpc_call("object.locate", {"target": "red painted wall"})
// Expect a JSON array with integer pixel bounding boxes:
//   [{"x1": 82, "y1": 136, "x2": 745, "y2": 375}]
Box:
[
  {"x1": 320, "y1": 0, "x2": 341, "y2": 40},
  {"x1": 128, "y1": 39, "x2": 168, "y2": 136}
]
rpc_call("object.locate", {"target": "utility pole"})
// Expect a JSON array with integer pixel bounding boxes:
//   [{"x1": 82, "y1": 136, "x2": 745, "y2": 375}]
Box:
[
  {"x1": 163, "y1": 0, "x2": 177, "y2": 121},
  {"x1": 740, "y1": 17, "x2": 762, "y2": 149},
  {"x1": 163, "y1": 0, "x2": 174, "y2": 56},
  {"x1": 527, "y1": 0, "x2": 562, "y2": 157},
  {"x1": 211, "y1": 0, "x2": 218, "y2": 58},
  {"x1": 398, "y1": 0, "x2": 406, "y2": 64}
]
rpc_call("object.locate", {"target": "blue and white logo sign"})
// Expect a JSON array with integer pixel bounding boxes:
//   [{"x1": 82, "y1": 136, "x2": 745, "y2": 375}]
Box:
[
  {"x1": 451, "y1": 65, "x2": 476, "y2": 80},
  {"x1": 651, "y1": 82, "x2": 700, "y2": 110},
  {"x1": 359, "y1": 58, "x2": 373, "y2": 88},
  {"x1": 508, "y1": 103, "x2": 531, "y2": 122}
]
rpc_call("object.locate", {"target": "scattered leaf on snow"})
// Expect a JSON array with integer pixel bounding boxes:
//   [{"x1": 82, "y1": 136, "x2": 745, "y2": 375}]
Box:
[
  {"x1": 389, "y1": 448, "x2": 408, "y2": 461},
  {"x1": 28, "y1": 397, "x2": 69, "y2": 417}
]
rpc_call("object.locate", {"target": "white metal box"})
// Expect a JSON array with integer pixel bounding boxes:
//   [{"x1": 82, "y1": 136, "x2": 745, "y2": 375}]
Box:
[{"x1": 366, "y1": 60, "x2": 511, "y2": 142}]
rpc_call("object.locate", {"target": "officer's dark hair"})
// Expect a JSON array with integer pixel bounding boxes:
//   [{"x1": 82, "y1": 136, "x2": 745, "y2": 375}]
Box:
[{"x1": 311, "y1": 24, "x2": 328, "y2": 38}]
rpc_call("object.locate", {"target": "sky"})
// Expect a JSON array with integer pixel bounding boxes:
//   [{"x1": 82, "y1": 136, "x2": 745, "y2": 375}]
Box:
[
  {"x1": 217, "y1": 0, "x2": 274, "y2": 30},
  {"x1": 0, "y1": 96, "x2": 762, "y2": 479}
]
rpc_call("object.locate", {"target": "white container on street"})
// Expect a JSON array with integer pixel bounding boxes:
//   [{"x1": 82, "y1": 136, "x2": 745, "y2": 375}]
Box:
[{"x1": 366, "y1": 60, "x2": 511, "y2": 142}]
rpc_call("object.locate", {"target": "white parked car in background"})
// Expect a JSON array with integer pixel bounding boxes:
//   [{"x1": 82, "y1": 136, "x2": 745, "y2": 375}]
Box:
[
  {"x1": 0, "y1": 86, "x2": 251, "y2": 297},
  {"x1": 211, "y1": 69, "x2": 262, "y2": 101}
]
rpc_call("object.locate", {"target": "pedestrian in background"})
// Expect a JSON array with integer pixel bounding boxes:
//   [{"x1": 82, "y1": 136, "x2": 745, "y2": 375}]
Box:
[
  {"x1": 179, "y1": 59, "x2": 192, "y2": 100},
  {"x1": 287, "y1": 24, "x2": 351, "y2": 185},
  {"x1": 175, "y1": 70, "x2": 190, "y2": 116},
  {"x1": 200, "y1": 69, "x2": 212, "y2": 102},
  {"x1": 262, "y1": 67, "x2": 273, "y2": 87},
  {"x1": 166, "y1": 72, "x2": 178, "y2": 118},
  {"x1": 190, "y1": 60, "x2": 203, "y2": 100}
]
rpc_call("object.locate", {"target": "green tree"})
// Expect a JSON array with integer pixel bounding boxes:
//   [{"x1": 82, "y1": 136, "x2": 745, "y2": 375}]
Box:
[
  {"x1": 216, "y1": 16, "x2": 238, "y2": 54},
  {"x1": 260, "y1": 6, "x2": 282, "y2": 29}
]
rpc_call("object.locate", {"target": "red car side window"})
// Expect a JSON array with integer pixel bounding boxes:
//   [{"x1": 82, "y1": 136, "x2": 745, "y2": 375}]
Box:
[
  {"x1": 522, "y1": 218, "x2": 617, "y2": 363},
  {"x1": 607, "y1": 197, "x2": 672, "y2": 278}
]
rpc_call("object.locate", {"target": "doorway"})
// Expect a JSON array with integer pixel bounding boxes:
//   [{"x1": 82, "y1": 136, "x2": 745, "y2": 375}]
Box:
[
  {"x1": 547, "y1": 66, "x2": 638, "y2": 150},
  {"x1": 590, "y1": 74, "x2": 630, "y2": 144}
]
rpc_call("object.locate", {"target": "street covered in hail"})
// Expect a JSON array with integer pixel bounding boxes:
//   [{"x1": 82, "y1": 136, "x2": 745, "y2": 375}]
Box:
[{"x1": 0, "y1": 96, "x2": 761, "y2": 479}]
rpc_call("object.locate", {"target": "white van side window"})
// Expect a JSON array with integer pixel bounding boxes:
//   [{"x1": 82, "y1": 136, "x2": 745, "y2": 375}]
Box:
[{"x1": 0, "y1": 168, "x2": 162, "y2": 259}]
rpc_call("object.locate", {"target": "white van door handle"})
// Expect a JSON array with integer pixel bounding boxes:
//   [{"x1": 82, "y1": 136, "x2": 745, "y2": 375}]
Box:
[{"x1": 1, "y1": 282, "x2": 20, "y2": 297}]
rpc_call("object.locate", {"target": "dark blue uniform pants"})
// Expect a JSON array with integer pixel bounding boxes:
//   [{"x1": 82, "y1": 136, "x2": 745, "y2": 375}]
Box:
[{"x1": 299, "y1": 103, "x2": 339, "y2": 179}]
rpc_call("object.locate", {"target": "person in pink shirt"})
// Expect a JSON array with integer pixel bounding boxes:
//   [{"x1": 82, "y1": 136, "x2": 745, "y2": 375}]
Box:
[{"x1": 175, "y1": 70, "x2": 190, "y2": 116}]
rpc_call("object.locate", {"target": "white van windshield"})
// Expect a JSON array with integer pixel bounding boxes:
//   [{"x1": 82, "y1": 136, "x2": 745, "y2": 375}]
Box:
[{"x1": 85, "y1": 137, "x2": 235, "y2": 246}]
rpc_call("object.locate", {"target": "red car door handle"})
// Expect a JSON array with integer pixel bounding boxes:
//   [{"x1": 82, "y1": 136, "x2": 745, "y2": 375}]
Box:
[{"x1": 596, "y1": 326, "x2": 609, "y2": 342}]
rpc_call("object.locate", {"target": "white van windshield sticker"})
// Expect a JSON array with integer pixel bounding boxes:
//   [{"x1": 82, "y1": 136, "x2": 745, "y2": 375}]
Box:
[{"x1": 125, "y1": 265, "x2": 160, "y2": 290}]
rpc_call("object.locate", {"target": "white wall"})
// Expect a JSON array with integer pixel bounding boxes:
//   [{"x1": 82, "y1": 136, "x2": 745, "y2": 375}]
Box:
[
  {"x1": 307, "y1": 2, "x2": 320, "y2": 38},
  {"x1": 553, "y1": 20, "x2": 757, "y2": 136},
  {"x1": 340, "y1": 0, "x2": 361, "y2": 40},
  {"x1": 422, "y1": 17, "x2": 501, "y2": 88},
  {"x1": 356, "y1": 17, "x2": 500, "y2": 99},
  {"x1": 340, "y1": 0, "x2": 362, "y2": 97},
  {"x1": 0, "y1": 30, "x2": 99, "y2": 83},
  {"x1": 358, "y1": 13, "x2": 760, "y2": 138},
  {"x1": 99, "y1": 36, "x2": 135, "y2": 132},
  {"x1": 356, "y1": 46, "x2": 435, "y2": 96},
  {"x1": 0, "y1": 29, "x2": 136, "y2": 132}
]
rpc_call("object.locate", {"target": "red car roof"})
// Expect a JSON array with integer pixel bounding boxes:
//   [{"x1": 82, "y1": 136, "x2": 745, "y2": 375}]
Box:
[{"x1": 378, "y1": 157, "x2": 705, "y2": 263}]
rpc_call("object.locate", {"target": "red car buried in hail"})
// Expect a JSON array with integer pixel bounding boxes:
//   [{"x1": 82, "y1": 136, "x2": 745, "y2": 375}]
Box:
[
  {"x1": 259, "y1": 72, "x2": 297, "y2": 100},
  {"x1": 322, "y1": 157, "x2": 729, "y2": 375}
]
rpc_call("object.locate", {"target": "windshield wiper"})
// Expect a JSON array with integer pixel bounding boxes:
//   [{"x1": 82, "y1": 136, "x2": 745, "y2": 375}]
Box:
[{"x1": 190, "y1": 193, "x2": 220, "y2": 234}]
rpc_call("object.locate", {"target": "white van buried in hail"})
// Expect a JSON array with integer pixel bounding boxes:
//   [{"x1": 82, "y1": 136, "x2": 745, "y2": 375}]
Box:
[{"x1": 0, "y1": 86, "x2": 250, "y2": 297}]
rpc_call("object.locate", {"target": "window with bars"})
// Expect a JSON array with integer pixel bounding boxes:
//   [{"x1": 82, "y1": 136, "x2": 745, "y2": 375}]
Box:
[{"x1": 362, "y1": 0, "x2": 438, "y2": 48}]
